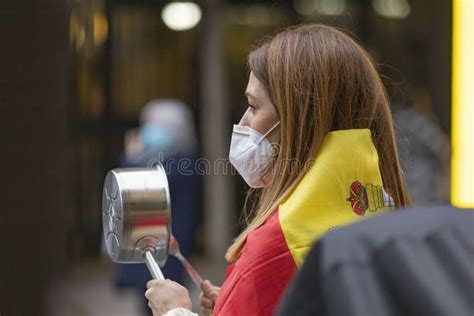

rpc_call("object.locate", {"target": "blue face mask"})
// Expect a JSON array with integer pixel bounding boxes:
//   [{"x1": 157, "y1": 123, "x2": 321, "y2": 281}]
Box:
[{"x1": 139, "y1": 124, "x2": 175, "y2": 151}]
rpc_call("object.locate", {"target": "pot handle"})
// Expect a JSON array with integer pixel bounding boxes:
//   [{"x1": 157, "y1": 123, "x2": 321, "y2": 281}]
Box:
[{"x1": 144, "y1": 250, "x2": 165, "y2": 280}]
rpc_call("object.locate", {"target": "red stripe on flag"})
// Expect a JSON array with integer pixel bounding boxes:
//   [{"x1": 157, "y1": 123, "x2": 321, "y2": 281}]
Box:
[{"x1": 214, "y1": 209, "x2": 297, "y2": 316}]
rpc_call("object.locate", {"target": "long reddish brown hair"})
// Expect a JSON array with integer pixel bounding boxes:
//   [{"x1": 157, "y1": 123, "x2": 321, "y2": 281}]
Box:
[{"x1": 226, "y1": 24, "x2": 410, "y2": 262}]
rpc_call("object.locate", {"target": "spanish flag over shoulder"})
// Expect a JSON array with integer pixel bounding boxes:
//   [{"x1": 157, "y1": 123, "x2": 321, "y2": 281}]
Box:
[{"x1": 214, "y1": 129, "x2": 395, "y2": 316}]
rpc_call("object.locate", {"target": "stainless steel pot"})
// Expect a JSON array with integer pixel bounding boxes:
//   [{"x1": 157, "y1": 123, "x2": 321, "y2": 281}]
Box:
[{"x1": 102, "y1": 164, "x2": 171, "y2": 279}]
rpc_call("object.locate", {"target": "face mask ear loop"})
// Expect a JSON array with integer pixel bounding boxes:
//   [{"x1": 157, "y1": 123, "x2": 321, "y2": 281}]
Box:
[{"x1": 256, "y1": 121, "x2": 280, "y2": 144}]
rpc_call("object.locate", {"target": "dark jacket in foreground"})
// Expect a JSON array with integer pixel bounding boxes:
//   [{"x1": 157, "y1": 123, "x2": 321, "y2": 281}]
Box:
[{"x1": 277, "y1": 206, "x2": 474, "y2": 316}]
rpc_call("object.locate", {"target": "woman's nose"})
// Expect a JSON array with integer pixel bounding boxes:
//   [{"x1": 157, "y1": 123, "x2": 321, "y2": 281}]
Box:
[{"x1": 238, "y1": 108, "x2": 251, "y2": 127}]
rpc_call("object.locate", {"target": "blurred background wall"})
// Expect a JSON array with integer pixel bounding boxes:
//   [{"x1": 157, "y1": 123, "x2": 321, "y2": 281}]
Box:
[
  {"x1": 0, "y1": 0, "x2": 71, "y2": 314},
  {"x1": 0, "y1": 0, "x2": 462, "y2": 315}
]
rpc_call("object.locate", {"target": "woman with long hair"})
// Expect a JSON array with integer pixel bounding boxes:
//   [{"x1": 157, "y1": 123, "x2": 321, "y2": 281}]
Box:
[{"x1": 145, "y1": 23, "x2": 410, "y2": 316}]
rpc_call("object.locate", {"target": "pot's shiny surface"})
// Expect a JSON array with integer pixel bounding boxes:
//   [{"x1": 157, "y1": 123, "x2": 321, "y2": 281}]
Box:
[{"x1": 102, "y1": 165, "x2": 171, "y2": 267}]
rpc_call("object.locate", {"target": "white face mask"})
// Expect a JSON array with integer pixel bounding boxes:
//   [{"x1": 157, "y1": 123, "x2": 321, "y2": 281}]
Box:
[{"x1": 229, "y1": 121, "x2": 280, "y2": 188}]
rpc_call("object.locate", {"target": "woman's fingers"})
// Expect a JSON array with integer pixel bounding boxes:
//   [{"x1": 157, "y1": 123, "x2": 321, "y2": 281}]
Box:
[
  {"x1": 144, "y1": 279, "x2": 193, "y2": 314},
  {"x1": 199, "y1": 279, "x2": 221, "y2": 315},
  {"x1": 209, "y1": 288, "x2": 219, "y2": 301},
  {"x1": 200, "y1": 280, "x2": 214, "y2": 294},
  {"x1": 146, "y1": 279, "x2": 165, "y2": 289},
  {"x1": 200, "y1": 296, "x2": 214, "y2": 309},
  {"x1": 200, "y1": 280, "x2": 220, "y2": 301},
  {"x1": 144, "y1": 280, "x2": 166, "y2": 300}
]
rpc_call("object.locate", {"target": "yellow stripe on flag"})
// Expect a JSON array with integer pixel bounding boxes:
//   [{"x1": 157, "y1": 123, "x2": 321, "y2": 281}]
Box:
[{"x1": 279, "y1": 129, "x2": 392, "y2": 267}]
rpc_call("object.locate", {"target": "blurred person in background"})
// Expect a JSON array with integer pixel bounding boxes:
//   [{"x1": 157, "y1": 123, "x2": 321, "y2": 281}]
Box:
[
  {"x1": 392, "y1": 84, "x2": 450, "y2": 205},
  {"x1": 145, "y1": 24, "x2": 410, "y2": 316},
  {"x1": 114, "y1": 99, "x2": 201, "y2": 316}
]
